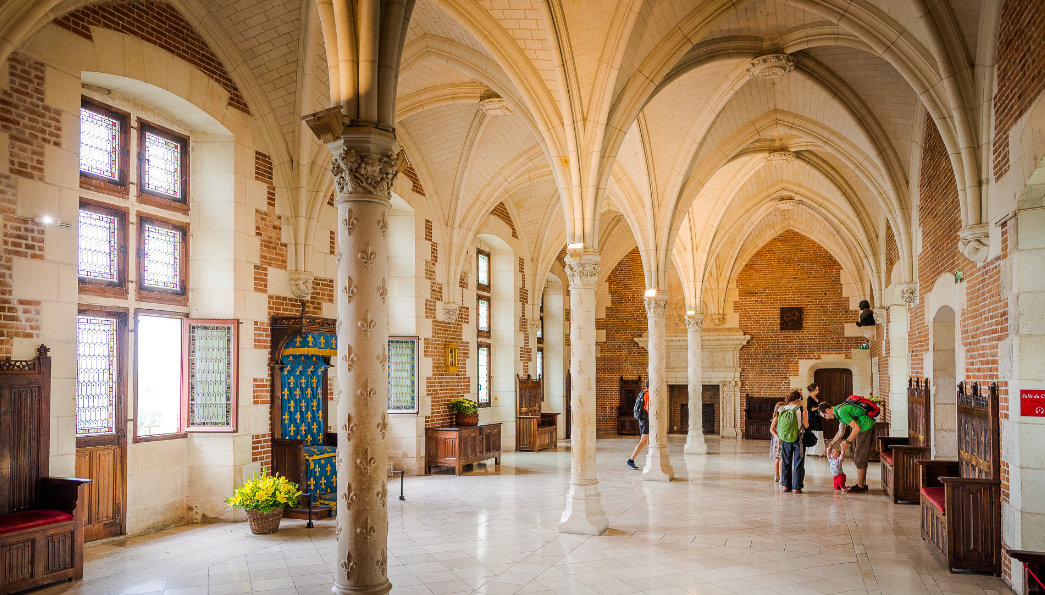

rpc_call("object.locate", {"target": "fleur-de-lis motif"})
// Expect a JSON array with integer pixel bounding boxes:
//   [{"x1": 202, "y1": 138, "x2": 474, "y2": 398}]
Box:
[
  {"x1": 342, "y1": 344, "x2": 357, "y2": 370},
  {"x1": 343, "y1": 209, "x2": 357, "y2": 235},
  {"x1": 376, "y1": 351, "x2": 387, "y2": 368},
  {"x1": 376, "y1": 485, "x2": 388, "y2": 507},
  {"x1": 357, "y1": 378, "x2": 376, "y2": 407},
  {"x1": 342, "y1": 277, "x2": 357, "y2": 302},
  {"x1": 356, "y1": 447, "x2": 376, "y2": 476},
  {"x1": 341, "y1": 486, "x2": 357, "y2": 509},
  {"x1": 341, "y1": 413, "x2": 355, "y2": 441},
  {"x1": 334, "y1": 524, "x2": 342, "y2": 541},
  {"x1": 357, "y1": 519, "x2": 376, "y2": 542},
  {"x1": 340, "y1": 552, "x2": 356, "y2": 579},
  {"x1": 377, "y1": 212, "x2": 388, "y2": 237},
  {"x1": 376, "y1": 278, "x2": 387, "y2": 303},
  {"x1": 376, "y1": 418, "x2": 388, "y2": 439},
  {"x1": 358, "y1": 314, "x2": 376, "y2": 337},
  {"x1": 376, "y1": 551, "x2": 387, "y2": 574},
  {"x1": 358, "y1": 246, "x2": 377, "y2": 269}
]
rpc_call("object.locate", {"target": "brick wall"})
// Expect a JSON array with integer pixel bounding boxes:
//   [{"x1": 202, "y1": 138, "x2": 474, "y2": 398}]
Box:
[
  {"x1": 885, "y1": 222, "x2": 899, "y2": 283},
  {"x1": 735, "y1": 231, "x2": 863, "y2": 423},
  {"x1": 0, "y1": 54, "x2": 56, "y2": 356},
  {"x1": 993, "y1": 0, "x2": 1045, "y2": 179},
  {"x1": 55, "y1": 1, "x2": 251, "y2": 114},
  {"x1": 424, "y1": 218, "x2": 470, "y2": 427},
  {"x1": 491, "y1": 201, "x2": 518, "y2": 238}
]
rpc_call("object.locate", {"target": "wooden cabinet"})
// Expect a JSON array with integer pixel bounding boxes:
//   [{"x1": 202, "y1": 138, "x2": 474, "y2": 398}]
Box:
[
  {"x1": 517, "y1": 375, "x2": 559, "y2": 451},
  {"x1": 425, "y1": 424, "x2": 502, "y2": 475},
  {"x1": 744, "y1": 395, "x2": 777, "y2": 440}
]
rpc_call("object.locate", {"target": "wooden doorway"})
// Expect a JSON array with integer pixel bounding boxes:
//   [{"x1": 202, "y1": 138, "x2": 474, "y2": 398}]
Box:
[
  {"x1": 814, "y1": 368, "x2": 853, "y2": 441},
  {"x1": 75, "y1": 310, "x2": 128, "y2": 542}
]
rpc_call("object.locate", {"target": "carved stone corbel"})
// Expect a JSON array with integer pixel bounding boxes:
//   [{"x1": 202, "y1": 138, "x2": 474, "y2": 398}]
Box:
[
  {"x1": 899, "y1": 284, "x2": 918, "y2": 307},
  {"x1": 958, "y1": 224, "x2": 989, "y2": 263},
  {"x1": 289, "y1": 270, "x2": 315, "y2": 300},
  {"x1": 441, "y1": 303, "x2": 460, "y2": 324}
]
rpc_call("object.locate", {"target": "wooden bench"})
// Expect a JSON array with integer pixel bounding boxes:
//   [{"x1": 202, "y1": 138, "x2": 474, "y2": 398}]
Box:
[
  {"x1": 1007, "y1": 549, "x2": 1045, "y2": 594},
  {"x1": 918, "y1": 381, "x2": 1001, "y2": 575},
  {"x1": 516, "y1": 375, "x2": 558, "y2": 451},
  {"x1": 0, "y1": 345, "x2": 91, "y2": 593},
  {"x1": 879, "y1": 377, "x2": 932, "y2": 503}
]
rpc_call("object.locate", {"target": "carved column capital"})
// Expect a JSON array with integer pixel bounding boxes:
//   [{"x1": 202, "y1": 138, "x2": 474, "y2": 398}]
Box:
[
  {"x1": 288, "y1": 270, "x2": 315, "y2": 300},
  {"x1": 684, "y1": 313, "x2": 705, "y2": 331},
  {"x1": 564, "y1": 255, "x2": 600, "y2": 288},
  {"x1": 644, "y1": 295, "x2": 668, "y2": 319},
  {"x1": 330, "y1": 147, "x2": 399, "y2": 200},
  {"x1": 899, "y1": 284, "x2": 918, "y2": 307}
]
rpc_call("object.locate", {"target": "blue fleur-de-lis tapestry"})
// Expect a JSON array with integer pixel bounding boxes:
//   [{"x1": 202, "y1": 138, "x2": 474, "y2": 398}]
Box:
[{"x1": 279, "y1": 334, "x2": 337, "y2": 507}]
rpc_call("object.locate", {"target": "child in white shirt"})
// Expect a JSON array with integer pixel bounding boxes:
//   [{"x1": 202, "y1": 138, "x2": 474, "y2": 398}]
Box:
[{"x1": 828, "y1": 448, "x2": 847, "y2": 491}]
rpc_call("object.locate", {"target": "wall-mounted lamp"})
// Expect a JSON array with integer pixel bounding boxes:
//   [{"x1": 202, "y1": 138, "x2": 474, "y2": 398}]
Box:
[{"x1": 30, "y1": 215, "x2": 71, "y2": 229}]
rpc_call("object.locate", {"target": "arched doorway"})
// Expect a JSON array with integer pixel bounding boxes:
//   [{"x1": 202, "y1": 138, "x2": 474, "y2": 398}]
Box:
[{"x1": 931, "y1": 306, "x2": 957, "y2": 458}]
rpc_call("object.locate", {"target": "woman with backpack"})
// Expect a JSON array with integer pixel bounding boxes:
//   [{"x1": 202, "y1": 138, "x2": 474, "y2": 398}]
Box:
[{"x1": 770, "y1": 391, "x2": 809, "y2": 493}]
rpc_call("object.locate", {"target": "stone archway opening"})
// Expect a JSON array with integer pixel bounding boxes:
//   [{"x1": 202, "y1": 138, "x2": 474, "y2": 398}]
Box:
[{"x1": 932, "y1": 305, "x2": 958, "y2": 458}]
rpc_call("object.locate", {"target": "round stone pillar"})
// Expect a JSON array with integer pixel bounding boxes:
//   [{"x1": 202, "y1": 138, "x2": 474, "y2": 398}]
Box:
[
  {"x1": 559, "y1": 252, "x2": 608, "y2": 535},
  {"x1": 642, "y1": 294, "x2": 674, "y2": 481},
  {"x1": 328, "y1": 126, "x2": 398, "y2": 595},
  {"x1": 684, "y1": 313, "x2": 707, "y2": 454}
]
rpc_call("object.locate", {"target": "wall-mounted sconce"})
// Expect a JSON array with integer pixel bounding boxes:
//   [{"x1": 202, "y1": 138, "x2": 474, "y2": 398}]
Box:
[
  {"x1": 33, "y1": 215, "x2": 71, "y2": 229},
  {"x1": 954, "y1": 270, "x2": 964, "y2": 283}
]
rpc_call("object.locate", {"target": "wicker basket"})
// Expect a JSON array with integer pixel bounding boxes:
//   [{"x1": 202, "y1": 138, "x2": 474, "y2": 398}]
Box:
[
  {"x1": 455, "y1": 413, "x2": 479, "y2": 426},
  {"x1": 246, "y1": 507, "x2": 284, "y2": 535}
]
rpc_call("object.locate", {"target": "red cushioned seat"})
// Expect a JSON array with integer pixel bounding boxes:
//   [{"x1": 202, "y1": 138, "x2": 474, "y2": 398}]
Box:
[
  {"x1": 0, "y1": 510, "x2": 74, "y2": 535},
  {"x1": 880, "y1": 451, "x2": 894, "y2": 466},
  {"x1": 921, "y1": 486, "x2": 946, "y2": 513}
]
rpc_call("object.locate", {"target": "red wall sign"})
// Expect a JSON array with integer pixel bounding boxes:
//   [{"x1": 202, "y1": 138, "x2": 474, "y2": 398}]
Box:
[{"x1": 1021, "y1": 390, "x2": 1045, "y2": 417}]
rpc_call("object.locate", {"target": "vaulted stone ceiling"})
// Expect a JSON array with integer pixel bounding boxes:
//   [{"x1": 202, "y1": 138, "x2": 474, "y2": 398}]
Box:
[{"x1": 3, "y1": 0, "x2": 991, "y2": 310}]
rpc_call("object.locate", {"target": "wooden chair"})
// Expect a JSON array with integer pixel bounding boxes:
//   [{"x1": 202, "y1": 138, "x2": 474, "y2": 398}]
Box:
[
  {"x1": 268, "y1": 313, "x2": 336, "y2": 516},
  {"x1": 918, "y1": 381, "x2": 1001, "y2": 575},
  {"x1": 879, "y1": 377, "x2": 932, "y2": 503},
  {"x1": 516, "y1": 375, "x2": 558, "y2": 451},
  {"x1": 1007, "y1": 549, "x2": 1045, "y2": 594},
  {"x1": 617, "y1": 376, "x2": 642, "y2": 436},
  {"x1": 0, "y1": 345, "x2": 91, "y2": 593}
]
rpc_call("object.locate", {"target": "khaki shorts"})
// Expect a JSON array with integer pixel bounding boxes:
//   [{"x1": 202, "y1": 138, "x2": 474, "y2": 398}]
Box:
[{"x1": 852, "y1": 426, "x2": 874, "y2": 470}]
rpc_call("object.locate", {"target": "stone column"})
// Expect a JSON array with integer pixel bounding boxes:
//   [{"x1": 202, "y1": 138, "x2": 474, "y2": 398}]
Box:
[
  {"x1": 559, "y1": 252, "x2": 608, "y2": 535},
  {"x1": 684, "y1": 313, "x2": 707, "y2": 454},
  {"x1": 642, "y1": 293, "x2": 673, "y2": 481},
  {"x1": 329, "y1": 126, "x2": 398, "y2": 595}
]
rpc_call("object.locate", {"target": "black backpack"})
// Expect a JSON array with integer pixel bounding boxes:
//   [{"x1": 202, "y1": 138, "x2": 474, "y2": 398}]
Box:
[{"x1": 633, "y1": 390, "x2": 648, "y2": 420}]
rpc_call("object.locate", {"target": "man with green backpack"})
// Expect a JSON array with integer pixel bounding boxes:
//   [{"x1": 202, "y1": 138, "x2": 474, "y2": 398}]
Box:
[
  {"x1": 818, "y1": 396, "x2": 879, "y2": 493},
  {"x1": 770, "y1": 391, "x2": 809, "y2": 493}
]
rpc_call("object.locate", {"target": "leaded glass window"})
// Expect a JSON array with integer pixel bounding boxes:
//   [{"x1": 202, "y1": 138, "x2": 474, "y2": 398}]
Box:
[
  {"x1": 477, "y1": 249, "x2": 490, "y2": 289},
  {"x1": 136, "y1": 315, "x2": 182, "y2": 436},
  {"x1": 477, "y1": 297, "x2": 490, "y2": 334},
  {"x1": 185, "y1": 321, "x2": 237, "y2": 430},
  {"x1": 388, "y1": 337, "x2": 418, "y2": 413},
  {"x1": 536, "y1": 349, "x2": 543, "y2": 379},
  {"x1": 142, "y1": 223, "x2": 181, "y2": 290},
  {"x1": 76, "y1": 315, "x2": 117, "y2": 435},
  {"x1": 78, "y1": 209, "x2": 118, "y2": 281},
  {"x1": 477, "y1": 344, "x2": 491, "y2": 406},
  {"x1": 80, "y1": 107, "x2": 120, "y2": 180},
  {"x1": 142, "y1": 130, "x2": 183, "y2": 198}
]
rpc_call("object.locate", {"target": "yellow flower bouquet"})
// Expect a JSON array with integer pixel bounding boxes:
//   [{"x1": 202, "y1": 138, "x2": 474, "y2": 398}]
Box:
[{"x1": 226, "y1": 470, "x2": 301, "y2": 513}]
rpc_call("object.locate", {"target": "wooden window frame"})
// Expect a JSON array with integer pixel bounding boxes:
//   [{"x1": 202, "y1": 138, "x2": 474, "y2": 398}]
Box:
[
  {"x1": 136, "y1": 213, "x2": 189, "y2": 306},
  {"x1": 137, "y1": 119, "x2": 190, "y2": 213},
  {"x1": 387, "y1": 336, "x2": 419, "y2": 414},
  {"x1": 476, "y1": 248, "x2": 491, "y2": 293},
  {"x1": 477, "y1": 341, "x2": 492, "y2": 408},
  {"x1": 477, "y1": 295, "x2": 491, "y2": 338},
  {"x1": 79, "y1": 97, "x2": 130, "y2": 197},
  {"x1": 132, "y1": 309, "x2": 188, "y2": 443},
  {"x1": 75, "y1": 306, "x2": 128, "y2": 449},
  {"x1": 181, "y1": 318, "x2": 239, "y2": 433},
  {"x1": 78, "y1": 198, "x2": 129, "y2": 299}
]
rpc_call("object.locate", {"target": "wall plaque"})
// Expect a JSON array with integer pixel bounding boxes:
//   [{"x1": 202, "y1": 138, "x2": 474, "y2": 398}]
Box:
[
  {"x1": 1021, "y1": 390, "x2": 1045, "y2": 417},
  {"x1": 780, "y1": 307, "x2": 803, "y2": 330},
  {"x1": 445, "y1": 342, "x2": 458, "y2": 373}
]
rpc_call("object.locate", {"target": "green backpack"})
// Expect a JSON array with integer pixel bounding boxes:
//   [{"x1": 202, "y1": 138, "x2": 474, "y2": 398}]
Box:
[{"x1": 777, "y1": 405, "x2": 801, "y2": 443}]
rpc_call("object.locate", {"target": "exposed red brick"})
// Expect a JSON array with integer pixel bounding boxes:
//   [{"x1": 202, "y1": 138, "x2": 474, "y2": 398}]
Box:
[
  {"x1": 491, "y1": 202, "x2": 518, "y2": 239},
  {"x1": 993, "y1": 0, "x2": 1045, "y2": 179}
]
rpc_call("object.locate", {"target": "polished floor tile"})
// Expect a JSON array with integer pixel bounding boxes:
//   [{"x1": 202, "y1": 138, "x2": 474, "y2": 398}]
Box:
[{"x1": 35, "y1": 437, "x2": 1011, "y2": 594}]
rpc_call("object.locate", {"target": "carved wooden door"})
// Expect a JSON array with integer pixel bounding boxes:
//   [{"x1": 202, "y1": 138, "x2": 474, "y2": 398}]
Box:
[
  {"x1": 814, "y1": 368, "x2": 853, "y2": 443},
  {"x1": 75, "y1": 311, "x2": 127, "y2": 542}
]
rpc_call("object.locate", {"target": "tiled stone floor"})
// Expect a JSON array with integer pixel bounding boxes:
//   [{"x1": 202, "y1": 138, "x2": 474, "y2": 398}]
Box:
[{"x1": 36, "y1": 436, "x2": 1011, "y2": 594}]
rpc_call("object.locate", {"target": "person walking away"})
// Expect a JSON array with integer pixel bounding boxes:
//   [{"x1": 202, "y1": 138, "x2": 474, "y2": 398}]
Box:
[
  {"x1": 827, "y1": 448, "x2": 847, "y2": 491},
  {"x1": 768, "y1": 401, "x2": 784, "y2": 482},
  {"x1": 771, "y1": 391, "x2": 808, "y2": 493},
  {"x1": 805, "y1": 383, "x2": 825, "y2": 457},
  {"x1": 627, "y1": 385, "x2": 649, "y2": 469},
  {"x1": 819, "y1": 398, "x2": 876, "y2": 492}
]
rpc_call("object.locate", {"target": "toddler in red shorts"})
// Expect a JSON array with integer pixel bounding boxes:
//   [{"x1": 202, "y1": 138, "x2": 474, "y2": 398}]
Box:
[{"x1": 828, "y1": 448, "x2": 846, "y2": 491}]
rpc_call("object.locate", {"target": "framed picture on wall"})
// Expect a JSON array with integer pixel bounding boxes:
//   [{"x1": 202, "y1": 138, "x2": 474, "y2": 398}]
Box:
[{"x1": 780, "y1": 307, "x2": 803, "y2": 330}]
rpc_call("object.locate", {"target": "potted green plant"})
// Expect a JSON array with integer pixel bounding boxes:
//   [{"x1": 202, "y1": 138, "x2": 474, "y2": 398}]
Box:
[
  {"x1": 225, "y1": 470, "x2": 301, "y2": 534},
  {"x1": 449, "y1": 397, "x2": 479, "y2": 426}
]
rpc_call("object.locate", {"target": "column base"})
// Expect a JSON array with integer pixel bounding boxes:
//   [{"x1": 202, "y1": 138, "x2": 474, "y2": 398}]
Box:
[
  {"x1": 684, "y1": 430, "x2": 707, "y2": 454},
  {"x1": 721, "y1": 428, "x2": 739, "y2": 438},
  {"x1": 559, "y1": 482, "x2": 608, "y2": 535},
  {"x1": 331, "y1": 579, "x2": 392, "y2": 595},
  {"x1": 642, "y1": 444, "x2": 674, "y2": 481}
]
